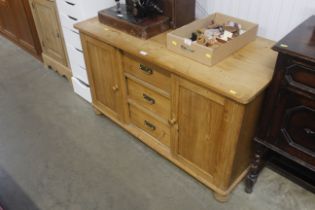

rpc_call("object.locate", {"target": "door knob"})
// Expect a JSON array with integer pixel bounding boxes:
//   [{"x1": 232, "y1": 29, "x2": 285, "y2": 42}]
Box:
[
  {"x1": 168, "y1": 118, "x2": 177, "y2": 125},
  {"x1": 112, "y1": 84, "x2": 119, "y2": 92}
]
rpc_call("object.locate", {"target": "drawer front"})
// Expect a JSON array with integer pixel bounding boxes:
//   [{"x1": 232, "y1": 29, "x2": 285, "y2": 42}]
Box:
[
  {"x1": 66, "y1": 43, "x2": 86, "y2": 69},
  {"x1": 129, "y1": 104, "x2": 170, "y2": 147},
  {"x1": 123, "y1": 55, "x2": 171, "y2": 93},
  {"x1": 285, "y1": 61, "x2": 315, "y2": 95},
  {"x1": 269, "y1": 89, "x2": 315, "y2": 167},
  {"x1": 63, "y1": 27, "x2": 82, "y2": 50},
  {"x1": 72, "y1": 77, "x2": 92, "y2": 103},
  {"x1": 59, "y1": 13, "x2": 79, "y2": 31},
  {"x1": 57, "y1": 0, "x2": 83, "y2": 20},
  {"x1": 72, "y1": 64, "x2": 89, "y2": 85},
  {"x1": 127, "y1": 78, "x2": 170, "y2": 120}
]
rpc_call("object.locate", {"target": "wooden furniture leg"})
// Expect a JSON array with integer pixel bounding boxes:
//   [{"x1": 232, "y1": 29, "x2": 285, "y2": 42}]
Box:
[
  {"x1": 245, "y1": 143, "x2": 268, "y2": 193},
  {"x1": 213, "y1": 192, "x2": 229, "y2": 202}
]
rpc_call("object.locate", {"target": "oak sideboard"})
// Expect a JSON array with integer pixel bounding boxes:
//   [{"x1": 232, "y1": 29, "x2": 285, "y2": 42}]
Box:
[{"x1": 75, "y1": 18, "x2": 276, "y2": 202}]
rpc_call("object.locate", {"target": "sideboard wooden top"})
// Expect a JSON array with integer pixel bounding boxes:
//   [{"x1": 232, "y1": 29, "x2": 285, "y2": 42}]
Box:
[{"x1": 75, "y1": 17, "x2": 277, "y2": 104}]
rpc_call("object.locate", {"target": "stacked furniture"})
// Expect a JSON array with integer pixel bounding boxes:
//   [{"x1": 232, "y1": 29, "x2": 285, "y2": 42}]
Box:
[
  {"x1": 55, "y1": 0, "x2": 114, "y2": 102},
  {"x1": 29, "y1": 0, "x2": 70, "y2": 79},
  {"x1": 75, "y1": 18, "x2": 277, "y2": 201},
  {"x1": 0, "y1": 0, "x2": 42, "y2": 59}
]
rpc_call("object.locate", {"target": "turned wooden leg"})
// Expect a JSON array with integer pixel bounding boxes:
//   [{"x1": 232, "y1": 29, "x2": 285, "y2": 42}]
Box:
[
  {"x1": 93, "y1": 107, "x2": 102, "y2": 115},
  {"x1": 213, "y1": 192, "x2": 229, "y2": 202},
  {"x1": 245, "y1": 144, "x2": 267, "y2": 193}
]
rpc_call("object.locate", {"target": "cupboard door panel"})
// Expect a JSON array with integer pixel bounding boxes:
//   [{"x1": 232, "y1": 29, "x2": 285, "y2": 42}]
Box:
[
  {"x1": 172, "y1": 78, "x2": 227, "y2": 176},
  {"x1": 0, "y1": 0, "x2": 41, "y2": 57},
  {"x1": 30, "y1": 0, "x2": 66, "y2": 64},
  {"x1": 268, "y1": 89, "x2": 315, "y2": 166},
  {"x1": 14, "y1": 0, "x2": 36, "y2": 49},
  {"x1": 83, "y1": 36, "x2": 123, "y2": 120},
  {"x1": 0, "y1": 1, "x2": 18, "y2": 39},
  {"x1": 177, "y1": 86, "x2": 224, "y2": 175},
  {"x1": 171, "y1": 77, "x2": 246, "y2": 189}
]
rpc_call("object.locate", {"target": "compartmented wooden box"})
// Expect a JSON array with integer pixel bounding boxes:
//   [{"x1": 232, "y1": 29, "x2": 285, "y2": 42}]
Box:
[{"x1": 167, "y1": 13, "x2": 258, "y2": 66}]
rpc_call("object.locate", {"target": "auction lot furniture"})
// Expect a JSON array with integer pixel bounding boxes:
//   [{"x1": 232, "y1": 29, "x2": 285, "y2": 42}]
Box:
[
  {"x1": 245, "y1": 16, "x2": 315, "y2": 194},
  {"x1": 75, "y1": 18, "x2": 276, "y2": 201}
]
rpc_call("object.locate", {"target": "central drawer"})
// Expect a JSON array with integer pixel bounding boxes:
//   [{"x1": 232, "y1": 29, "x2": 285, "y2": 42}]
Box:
[
  {"x1": 123, "y1": 54, "x2": 171, "y2": 93},
  {"x1": 129, "y1": 104, "x2": 170, "y2": 147},
  {"x1": 127, "y1": 78, "x2": 170, "y2": 120}
]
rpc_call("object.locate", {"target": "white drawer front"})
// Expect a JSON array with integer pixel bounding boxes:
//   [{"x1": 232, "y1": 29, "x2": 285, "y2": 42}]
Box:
[
  {"x1": 59, "y1": 13, "x2": 79, "y2": 31},
  {"x1": 72, "y1": 77, "x2": 92, "y2": 103},
  {"x1": 66, "y1": 43, "x2": 86, "y2": 69},
  {"x1": 57, "y1": 0, "x2": 83, "y2": 20},
  {"x1": 63, "y1": 27, "x2": 82, "y2": 51},
  {"x1": 72, "y1": 64, "x2": 89, "y2": 85}
]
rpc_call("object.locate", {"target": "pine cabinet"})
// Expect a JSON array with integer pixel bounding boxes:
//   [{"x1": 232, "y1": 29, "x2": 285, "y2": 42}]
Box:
[
  {"x1": 76, "y1": 18, "x2": 276, "y2": 202},
  {"x1": 29, "y1": 0, "x2": 70, "y2": 78}
]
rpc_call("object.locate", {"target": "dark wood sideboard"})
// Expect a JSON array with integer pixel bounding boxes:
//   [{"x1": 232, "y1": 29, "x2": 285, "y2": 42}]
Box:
[
  {"x1": 245, "y1": 16, "x2": 315, "y2": 193},
  {"x1": 0, "y1": 0, "x2": 42, "y2": 59}
]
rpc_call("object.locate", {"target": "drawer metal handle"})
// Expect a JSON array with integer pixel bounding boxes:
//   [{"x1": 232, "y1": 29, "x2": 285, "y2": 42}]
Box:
[
  {"x1": 304, "y1": 128, "x2": 315, "y2": 136},
  {"x1": 139, "y1": 64, "x2": 153, "y2": 75},
  {"x1": 71, "y1": 29, "x2": 79, "y2": 35},
  {"x1": 143, "y1": 93, "x2": 155, "y2": 105},
  {"x1": 75, "y1": 48, "x2": 83, "y2": 53},
  {"x1": 144, "y1": 120, "x2": 156, "y2": 131},
  {"x1": 65, "y1": 1, "x2": 75, "y2": 6},
  {"x1": 68, "y1": 15, "x2": 78, "y2": 21}
]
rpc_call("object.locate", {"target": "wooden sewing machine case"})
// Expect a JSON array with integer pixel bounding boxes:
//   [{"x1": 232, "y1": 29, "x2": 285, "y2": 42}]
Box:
[{"x1": 98, "y1": 0, "x2": 196, "y2": 39}]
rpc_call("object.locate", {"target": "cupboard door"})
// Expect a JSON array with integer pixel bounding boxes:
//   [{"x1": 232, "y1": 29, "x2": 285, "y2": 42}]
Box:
[
  {"x1": 171, "y1": 77, "x2": 245, "y2": 188},
  {"x1": 0, "y1": 0, "x2": 18, "y2": 40},
  {"x1": 15, "y1": 0, "x2": 40, "y2": 53},
  {"x1": 0, "y1": 0, "x2": 41, "y2": 58},
  {"x1": 30, "y1": 0, "x2": 66, "y2": 65},
  {"x1": 171, "y1": 78, "x2": 226, "y2": 176},
  {"x1": 82, "y1": 36, "x2": 123, "y2": 120}
]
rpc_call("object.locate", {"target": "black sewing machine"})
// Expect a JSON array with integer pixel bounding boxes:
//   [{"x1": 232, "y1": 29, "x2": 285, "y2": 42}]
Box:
[
  {"x1": 124, "y1": 0, "x2": 164, "y2": 18},
  {"x1": 98, "y1": 0, "x2": 196, "y2": 39}
]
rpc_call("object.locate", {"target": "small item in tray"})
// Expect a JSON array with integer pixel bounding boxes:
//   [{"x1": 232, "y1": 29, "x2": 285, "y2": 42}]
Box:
[
  {"x1": 190, "y1": 32, "x2": 198, "y2": 41},
  {"x1": 206, "y1": 38, "x2": 219, "y2": 47},
  {"x1": 218, "y1": 30, "x2": 234, "y2": 42},
  {"x1": 190, "y1": 19, "x2": 246, "y2": 48},
  {"x1": 197, "y1": 34, "x2": 207, "y2": 45},
  {"x1": 204, "y1": 29, "x2": 222, "y2": 38},
  {"x1": 226, "y1": 21, "x2": 242, "y2": 29},
  {"x1": 224, "y1": 25, "x2": 238, "y2": 33}
]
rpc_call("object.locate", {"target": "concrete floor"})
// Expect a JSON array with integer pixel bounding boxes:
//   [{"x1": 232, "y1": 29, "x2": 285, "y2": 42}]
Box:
[{"x1": 0, "y1": 36, "x2": 314, "y2": 210}]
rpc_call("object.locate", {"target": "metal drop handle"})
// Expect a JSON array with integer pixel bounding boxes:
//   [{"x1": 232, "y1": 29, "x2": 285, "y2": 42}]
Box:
[
  {"x1": 143, "y1": 93, "x2": 155, "y2": 104},
  {"x1": 144, "y1": 120, "x2": 156, "y2": 131},
  {"x1": 139, "y1": 64, "x2": 153, "y2": 75}
]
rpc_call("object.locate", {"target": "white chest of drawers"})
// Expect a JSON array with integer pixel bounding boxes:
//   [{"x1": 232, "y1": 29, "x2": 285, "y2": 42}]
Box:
[{"x1": 56, "y1": 0, "x2": 115, "y2": 102}]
